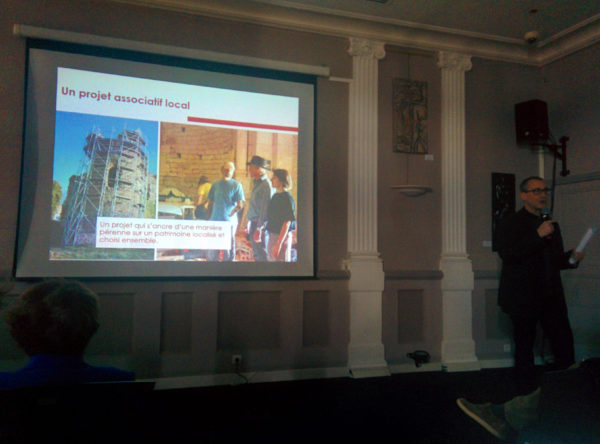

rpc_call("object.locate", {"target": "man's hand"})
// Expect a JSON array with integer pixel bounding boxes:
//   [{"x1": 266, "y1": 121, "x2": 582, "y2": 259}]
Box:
[
  {"x1": 537, "y1": 220, "x2": 555, "y2": 238},
  {"x1": 572, "y1": 250, "x2": 585, "y2": 262}
]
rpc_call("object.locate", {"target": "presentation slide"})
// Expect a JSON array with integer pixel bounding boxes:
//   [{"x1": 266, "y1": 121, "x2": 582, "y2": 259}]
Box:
[{"x1": 16, "y1": 46, "x2": 314, "y2": 278}]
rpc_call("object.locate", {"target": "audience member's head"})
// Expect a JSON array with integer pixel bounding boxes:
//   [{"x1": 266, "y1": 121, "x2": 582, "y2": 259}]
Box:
[{"x1": 5, "y1": 279, "x2": 99, "y2": 356}]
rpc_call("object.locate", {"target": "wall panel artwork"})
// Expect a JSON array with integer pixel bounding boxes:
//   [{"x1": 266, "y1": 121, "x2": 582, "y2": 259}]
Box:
[{"x1": 393, "y1": 78, "x2": 428, "y2": 153}]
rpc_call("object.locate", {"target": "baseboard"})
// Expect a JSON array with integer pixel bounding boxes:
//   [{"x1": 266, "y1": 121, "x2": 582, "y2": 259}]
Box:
[
  {"x1": 479, "y1": 358, "x2": 514, "y2": 368},
  {"x1": 349, "y1": 365, "x2": 391, "y2": 378},
  {"x1": 146, "y1": 356, "x2": 571, "y2": 390},
  {"x1": 150, "y1": 366, "x2": 351, "y2": 390},
  {"x1": 151, "y1": 364, "x2": 442, "y2": 390},
  {"x1": 477, "y1": 356, "x2": 551, "y2": 369},
  {"x1": 388, "y1": 362, "x2": 442, "y2": 373},
  {"x1": 442, "y1": 360, "x2": 482, "y2": 372}
]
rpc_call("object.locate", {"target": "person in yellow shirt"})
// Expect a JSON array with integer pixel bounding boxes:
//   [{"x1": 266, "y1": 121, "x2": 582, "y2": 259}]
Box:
[{"x1": 194, "y1": 176, "x2": 212, "y2": 220}]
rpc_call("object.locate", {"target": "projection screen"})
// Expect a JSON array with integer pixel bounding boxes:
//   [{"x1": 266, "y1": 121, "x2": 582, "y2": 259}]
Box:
[{"x1": 15, "y1": 42, "x2": 315, "y2": 278}]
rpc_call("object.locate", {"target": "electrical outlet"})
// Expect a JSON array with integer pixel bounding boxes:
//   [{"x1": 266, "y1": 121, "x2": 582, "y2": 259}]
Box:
[
  {"x1": 232, "y1": 354, "x2": 242, "y2": 365},
  {"x1": 503, "y1": 344, "x2": 511, "y2": 352}
]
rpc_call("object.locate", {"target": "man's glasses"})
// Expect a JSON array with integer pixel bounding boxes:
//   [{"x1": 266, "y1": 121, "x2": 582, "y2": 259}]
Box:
[{"x1": 524, "y1": 188, "x2": 551, "y2": 195}]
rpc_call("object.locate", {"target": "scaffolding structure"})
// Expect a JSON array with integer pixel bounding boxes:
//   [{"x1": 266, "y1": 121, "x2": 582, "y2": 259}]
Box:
[{"x1": 63, "y1": 128, "x2": 149, "y2": 246}]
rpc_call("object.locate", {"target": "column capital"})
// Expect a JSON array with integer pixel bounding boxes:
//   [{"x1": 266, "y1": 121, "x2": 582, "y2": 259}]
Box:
[
  {"x1": 348, "y1": 38, "x2": 386, "y2": 60},
  {"x1": 437, "y1": 51, "x2": 472, "y2": 72}
]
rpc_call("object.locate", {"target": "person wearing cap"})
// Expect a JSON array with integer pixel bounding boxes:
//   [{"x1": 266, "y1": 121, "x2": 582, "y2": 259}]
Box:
[{"x1": 245, "y1": 155, "x2": 274, "y2": 261}]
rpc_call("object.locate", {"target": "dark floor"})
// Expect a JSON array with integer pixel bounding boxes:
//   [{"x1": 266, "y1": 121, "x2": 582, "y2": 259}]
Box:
[
  {"x1": 160, "y1": 368, "x2": 515, "y2": 444},
  {"x1": 1, "y1": 364, "x2": 598, "y2": 443}
]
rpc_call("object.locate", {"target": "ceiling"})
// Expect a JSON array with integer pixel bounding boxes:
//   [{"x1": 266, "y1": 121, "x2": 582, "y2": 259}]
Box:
[
  {"x1": 251, "y1": 0, "x2": 600, "y2": 42},
  {"x1": 115, "y1": 0, "x2": 600, "y2": 65}
]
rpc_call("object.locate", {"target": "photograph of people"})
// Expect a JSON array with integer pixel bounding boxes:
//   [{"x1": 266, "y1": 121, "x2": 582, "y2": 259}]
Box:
[
  {"x1": 245, "y1": 155, "x2": 274, "y2": 261},
  {"x1": 266, "y1": 169, "x2": 296, "y2": 262},
  {"x1": 156, "y1": 123, "x2": 297, "y2": 263},
  {"x1": 207, "y1": 161, "x2": 245, "y2": 261}
]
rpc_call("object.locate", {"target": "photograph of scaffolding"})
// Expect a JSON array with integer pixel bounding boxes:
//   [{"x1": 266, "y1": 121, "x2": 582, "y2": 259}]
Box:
[{"x1": 50, "y1": 112, "x2": 158, "y2": 260}]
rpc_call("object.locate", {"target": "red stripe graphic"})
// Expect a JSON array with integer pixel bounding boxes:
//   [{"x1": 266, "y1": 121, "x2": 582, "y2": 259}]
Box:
[{"x1": 187, "y1": 116, "x2": 298, "y2": 132}]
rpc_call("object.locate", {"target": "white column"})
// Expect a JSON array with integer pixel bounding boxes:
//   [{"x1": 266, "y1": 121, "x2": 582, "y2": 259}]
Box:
[
  {"x1": 437, "y1": 51, "x2": 480, "y2": 372},
  {"x1": 346, "y1": 38, "x2": 389, "y2": 378}
]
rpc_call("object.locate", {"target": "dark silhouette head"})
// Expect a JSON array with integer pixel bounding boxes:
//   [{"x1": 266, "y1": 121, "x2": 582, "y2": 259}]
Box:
[{"x1": 5, "y1": 279, "x2": 100, "y2": 356}]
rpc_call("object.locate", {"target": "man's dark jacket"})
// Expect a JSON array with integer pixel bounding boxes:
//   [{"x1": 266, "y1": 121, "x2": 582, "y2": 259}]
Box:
[{"x1": 496, "y1": 208, "x2": 575, "y2": 316}]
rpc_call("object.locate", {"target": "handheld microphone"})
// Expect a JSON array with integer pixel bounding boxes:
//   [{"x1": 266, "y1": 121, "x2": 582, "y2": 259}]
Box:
[
  {"x1": 541, "y1": 208, "x2": 552, "y2": 239},
  {"x1": 541, "y1": 208, "x2": 552, "y2": 221}
]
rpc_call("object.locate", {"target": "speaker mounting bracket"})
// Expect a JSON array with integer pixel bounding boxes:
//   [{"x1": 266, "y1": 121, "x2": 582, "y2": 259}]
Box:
[{"x1": 539, "y1": 136, "x2": 570, "y2": 177}]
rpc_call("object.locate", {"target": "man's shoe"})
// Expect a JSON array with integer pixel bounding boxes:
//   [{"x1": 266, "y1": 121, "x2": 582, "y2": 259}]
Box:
[
  {"x1": 503, "y1": 387, "x2": 540, "y2": 431},
  {"x1": 457, "y1": 398, "x2": 516, "y2": 440}
]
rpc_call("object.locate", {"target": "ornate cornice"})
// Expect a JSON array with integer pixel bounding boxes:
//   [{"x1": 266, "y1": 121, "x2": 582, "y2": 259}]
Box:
[{"x1": 111, "y1": 0, "x2": 600, "y2": 66}]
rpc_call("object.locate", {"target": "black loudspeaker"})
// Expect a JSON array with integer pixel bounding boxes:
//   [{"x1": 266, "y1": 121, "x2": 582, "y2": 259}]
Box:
[{"x1": 515, "y1": 99, "x2": 549, "y2": 146}]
